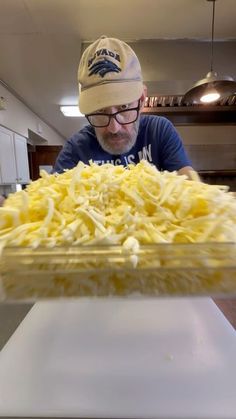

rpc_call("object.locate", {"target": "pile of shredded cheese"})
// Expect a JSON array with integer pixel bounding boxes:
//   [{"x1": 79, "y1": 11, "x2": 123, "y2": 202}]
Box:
[{"x1": 1, "y1": 160, "x2": 236, "y2": 250}]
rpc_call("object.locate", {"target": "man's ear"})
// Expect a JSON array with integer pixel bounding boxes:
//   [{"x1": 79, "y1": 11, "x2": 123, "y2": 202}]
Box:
[{"x1": 140, "y1": 84, "x2": 147, "y2": 110}]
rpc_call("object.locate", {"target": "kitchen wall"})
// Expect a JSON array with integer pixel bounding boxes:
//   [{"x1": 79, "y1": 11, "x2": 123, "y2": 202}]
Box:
[
  {"x1": 179, "y1": 125, "x2": 236, "y2": 171},
  {"x1": 178, "y1": 126, "x2": 236, "y2": 145},
  {"x1": 0, "y1": 83, "x2": 64, "y2": 145},
  {"x1": 131, "y1": 40, "x2": 236, "y2": 96}
]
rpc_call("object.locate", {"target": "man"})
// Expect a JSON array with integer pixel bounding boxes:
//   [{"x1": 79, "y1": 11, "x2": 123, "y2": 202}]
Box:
[
  {"x1": 54, "y1": 36, "x2": 194, "y2": 177},
  {"x1": 0, "y1": 195, "x2": 5, "y2": 207}
]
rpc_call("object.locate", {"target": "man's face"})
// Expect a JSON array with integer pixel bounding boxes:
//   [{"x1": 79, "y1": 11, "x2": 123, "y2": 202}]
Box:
[{"x1": 92, "y1": 100, "x2": 141, "y2": 155}]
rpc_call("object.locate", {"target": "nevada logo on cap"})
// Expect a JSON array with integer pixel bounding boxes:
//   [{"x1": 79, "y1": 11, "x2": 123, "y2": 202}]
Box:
[
  {"x1": 89, "y1": 59, "x2": 121, "y2": 78},
  {"x1": 88, "y1": 48, "x2": 121, "y2": 78}
]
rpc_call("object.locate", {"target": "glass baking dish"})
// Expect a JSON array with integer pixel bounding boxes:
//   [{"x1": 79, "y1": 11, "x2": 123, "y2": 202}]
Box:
[{"x1": 1, "y1": 242, "x2": 236, "y2": 301}]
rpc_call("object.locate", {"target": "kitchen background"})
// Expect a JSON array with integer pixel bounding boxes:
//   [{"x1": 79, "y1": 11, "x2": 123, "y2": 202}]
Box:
[{"x1": 0, "y1": 0, "x2": 236, "y2": 195}]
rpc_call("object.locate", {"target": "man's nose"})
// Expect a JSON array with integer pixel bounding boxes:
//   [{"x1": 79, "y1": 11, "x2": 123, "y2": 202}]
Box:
[{"x1": 107, "y1": 116, "x2": 121, "y2": 133}]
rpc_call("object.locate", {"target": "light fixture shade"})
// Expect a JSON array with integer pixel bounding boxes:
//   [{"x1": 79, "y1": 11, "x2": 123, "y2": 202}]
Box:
[{"x1": 183, "y1": 71, "x2": 236, "y2": 104}]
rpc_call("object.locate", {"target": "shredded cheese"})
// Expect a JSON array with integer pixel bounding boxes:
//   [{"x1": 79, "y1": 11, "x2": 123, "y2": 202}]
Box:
[{"x1": 0, "y1": 160, "x2": 236, "y2": 250}]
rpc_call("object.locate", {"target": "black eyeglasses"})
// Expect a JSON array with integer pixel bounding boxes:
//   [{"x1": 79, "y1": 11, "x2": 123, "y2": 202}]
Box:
[{"x1": 86, "y1": 100, "x2": 141, "y2": 128}]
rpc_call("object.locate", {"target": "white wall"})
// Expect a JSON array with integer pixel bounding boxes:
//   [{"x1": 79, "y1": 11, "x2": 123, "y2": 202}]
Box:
[{"x1": 0, "y1": 84, "x2": 64, "y2": 145}]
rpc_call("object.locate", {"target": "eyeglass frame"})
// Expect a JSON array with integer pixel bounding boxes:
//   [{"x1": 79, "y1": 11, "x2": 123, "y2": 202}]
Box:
[{"x1": 85, "y1": 99, "x2": 141, "y2": 128}]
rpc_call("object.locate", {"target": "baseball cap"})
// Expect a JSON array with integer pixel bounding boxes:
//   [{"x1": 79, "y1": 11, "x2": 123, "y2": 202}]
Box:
[{"x1": 78, "y1": 36, "x2": 144, "y2": 114}]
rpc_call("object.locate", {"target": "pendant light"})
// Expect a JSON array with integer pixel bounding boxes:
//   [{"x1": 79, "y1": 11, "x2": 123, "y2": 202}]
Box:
[{"x1": 183, "y1": 0, "x2": 236, "y2": 105}]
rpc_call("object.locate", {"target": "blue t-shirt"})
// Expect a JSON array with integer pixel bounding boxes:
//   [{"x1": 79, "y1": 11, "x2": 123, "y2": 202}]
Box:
[{"x1": 54, "y1": 115, "x2": 191, "y2": 173}]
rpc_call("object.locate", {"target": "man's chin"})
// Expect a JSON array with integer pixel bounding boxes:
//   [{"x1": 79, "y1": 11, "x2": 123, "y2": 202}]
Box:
[
  {"x1": 107, "y1": 145, "x2": 132, "y2": 155},
  {"x1": 109, "y1": 141, "x2": 128, "y2": 154},
  {"x1": 99, "y1": 139, "x2": 133, "y2": 155}
]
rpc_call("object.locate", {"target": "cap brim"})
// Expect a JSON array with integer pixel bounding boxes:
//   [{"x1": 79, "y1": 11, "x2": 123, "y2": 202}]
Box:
[{"x1": 79, "y1": 81, "x2": 144, "y2": 114}]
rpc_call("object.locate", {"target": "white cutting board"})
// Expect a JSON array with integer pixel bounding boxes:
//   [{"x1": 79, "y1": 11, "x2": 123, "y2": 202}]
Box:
[{"x1": 0, "y1": 298, "x2": 236, "y2": 418}]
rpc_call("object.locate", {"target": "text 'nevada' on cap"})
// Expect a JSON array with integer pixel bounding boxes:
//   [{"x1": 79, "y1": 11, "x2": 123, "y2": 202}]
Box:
[{"x1": 78, "y1": 35, "x2": 144, "y2": 114}]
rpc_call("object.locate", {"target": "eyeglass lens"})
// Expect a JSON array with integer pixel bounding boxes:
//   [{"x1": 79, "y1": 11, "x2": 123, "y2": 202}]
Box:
[{"x1": 87, "y1": 102, "x2": 140, "y2": 127}]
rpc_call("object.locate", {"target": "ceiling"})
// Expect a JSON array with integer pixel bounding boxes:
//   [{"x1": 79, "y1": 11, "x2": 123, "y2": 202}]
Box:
[{"x1": 0, "y1": 0, "x2": 236, "y2": 140}]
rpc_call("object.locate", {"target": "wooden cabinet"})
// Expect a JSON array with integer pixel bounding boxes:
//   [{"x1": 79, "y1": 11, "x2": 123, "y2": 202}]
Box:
[
  {"x1": 0, "y1": 126, "x2": 30, "y2": 185},
  {"x1": 29, "y1": 145, "x2": 62, "y2": 180}
]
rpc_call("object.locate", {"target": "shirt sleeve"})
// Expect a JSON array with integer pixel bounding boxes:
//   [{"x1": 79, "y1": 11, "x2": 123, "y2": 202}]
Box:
[
  {"x1": 53, "y1": 139, "x2": 79, "y2": 173},
  {"x1": 158, "y1": 118, "x2": 192, "y2": 171}
]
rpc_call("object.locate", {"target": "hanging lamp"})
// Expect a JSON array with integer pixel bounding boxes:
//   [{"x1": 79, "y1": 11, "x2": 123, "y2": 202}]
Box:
[{"x1": 183, "y1": 0, "x2": 236, "y2": 105}]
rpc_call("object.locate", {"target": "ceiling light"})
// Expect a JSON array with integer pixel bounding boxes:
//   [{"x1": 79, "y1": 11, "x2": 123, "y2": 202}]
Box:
[
  {"x1": 183, "y1": 0, "x2": 236, "y2": 105},
  {"x1": 60, "y1": 106, "x2": 84, "y2": 117}
]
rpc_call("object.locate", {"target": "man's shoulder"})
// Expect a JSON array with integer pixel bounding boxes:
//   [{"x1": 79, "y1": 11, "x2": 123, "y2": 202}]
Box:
[
  {"x1": 140, "y1": 114, "x2": 172, "y2": 130},
  {"x1": 139, "y1": 115, "x2": 174, "y2": 142},
  {"x1": 68, "y1": 124, "x2": 96, "y2": 145}
]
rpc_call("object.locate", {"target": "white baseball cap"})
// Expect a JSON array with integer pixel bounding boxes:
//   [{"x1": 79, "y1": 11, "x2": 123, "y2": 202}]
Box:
[{"x1": 78, "y1": 36, "x2": 144, "y2": 114}]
